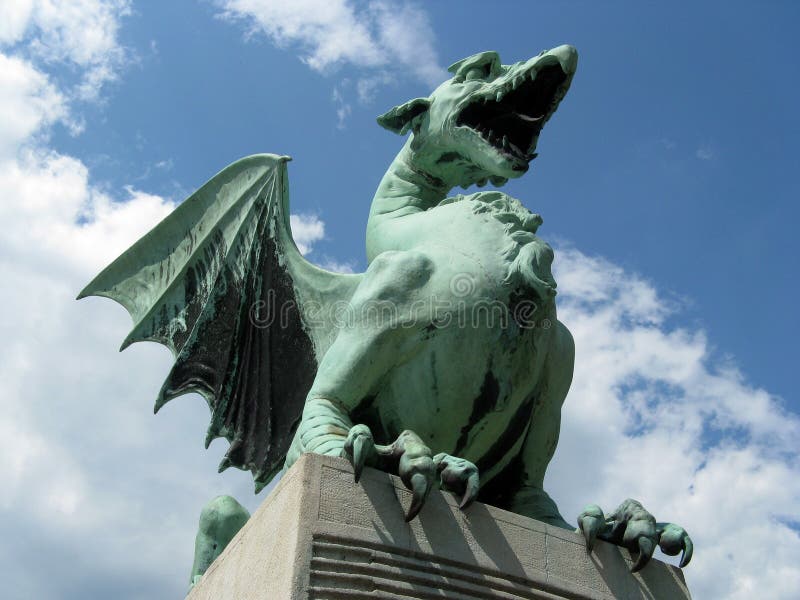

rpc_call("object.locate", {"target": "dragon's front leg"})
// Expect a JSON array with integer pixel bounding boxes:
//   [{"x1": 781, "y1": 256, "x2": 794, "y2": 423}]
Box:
[
  {"x1": 289, "y1": 375, "x2": 482, "y2": 524},
  {"x1": 287, "y1": 249, "x2": 480, "y2": 520}
]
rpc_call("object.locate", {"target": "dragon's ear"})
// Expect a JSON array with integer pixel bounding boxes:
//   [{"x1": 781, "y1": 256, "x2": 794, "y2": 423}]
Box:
[{"x1": 377, "y1": 97, "x2": 431, "y2": 135}]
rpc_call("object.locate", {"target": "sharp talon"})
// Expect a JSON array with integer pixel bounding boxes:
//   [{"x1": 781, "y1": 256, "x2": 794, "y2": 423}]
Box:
[
  {"x1": 580, "y1": 516, "x2": 601, "y2": 551},
  {"x1": 578, "y1": 505, "x2": 604, "y2": 551},
  {"x1": 679, "y1": 536, "x2": 693, "y2": 568},
  {"x1": 631, "y1": 536, "x2": 655, "y2": 573},
  {"x1": 343, "y1": 425, "x2": 374, "y2": 483},
  {"x1": 405, "y1": 472, "x2": 430, "y2": 522},
  {"x1": 352, "y1": 434, "x2": 368, "y2": 483},
  {"x1": 459, "y1": 471, "x2": 480, "y2": 509},
  {"x1": 658, "y1": 523, "x2": 693, "y2": 569}
]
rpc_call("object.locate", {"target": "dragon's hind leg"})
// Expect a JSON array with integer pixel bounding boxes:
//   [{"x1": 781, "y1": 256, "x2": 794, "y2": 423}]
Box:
[{"x1": 578, "y1": 500, "x2": 693, "y2": 572}]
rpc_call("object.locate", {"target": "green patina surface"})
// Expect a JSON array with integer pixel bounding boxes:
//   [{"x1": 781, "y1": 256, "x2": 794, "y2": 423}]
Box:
[
  {"x1": 80, "y1": 45, "x2": 691, "y2": 586},
  {"x1": 189, "y1": 496, "x2": 249, "y2": 590}
]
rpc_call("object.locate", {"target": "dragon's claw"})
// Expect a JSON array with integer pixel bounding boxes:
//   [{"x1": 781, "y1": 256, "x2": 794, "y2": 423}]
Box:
[
  {"x1": 577, "y1": 499, "x2": 692, "y2": 572},
  {"x1": 658, "y1": 522, "x2": 693, "y2": 568},
  {"x1": 343, "y1": 427, "x2": 480, "y2": 521},
  {"x1": 433, "y1": 453, "x2": 480, "y2": 509},
  {"x1": 577, "y1": 504, "x2": 605, "y2": 551},
  {"x1": 631, "y1": 536, "x2": 655, "y2": 573},
  {"x1": 342, "y1": 424, "x2": 375, "y2": 483},
  {"x1": 405, "y1": 471, "x2": 432, "y2": 521}
]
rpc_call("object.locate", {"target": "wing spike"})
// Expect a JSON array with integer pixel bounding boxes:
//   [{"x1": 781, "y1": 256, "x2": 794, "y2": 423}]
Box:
[{"x1": 120, "y1": 332, "x2": 136, "y2": 352}]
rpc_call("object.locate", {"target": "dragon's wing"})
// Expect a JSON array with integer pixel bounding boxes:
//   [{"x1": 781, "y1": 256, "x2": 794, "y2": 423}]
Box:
[{"x1": 79, "y1": 154, "x2": 362, "y2": 491}]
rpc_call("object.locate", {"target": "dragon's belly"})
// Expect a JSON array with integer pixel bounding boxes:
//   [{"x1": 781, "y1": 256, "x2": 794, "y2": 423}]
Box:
[{"x1": 371, "y1": 310, "x2": 554, "y2": 479}]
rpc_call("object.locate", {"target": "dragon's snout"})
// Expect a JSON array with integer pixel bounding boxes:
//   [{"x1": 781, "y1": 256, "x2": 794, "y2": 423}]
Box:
[{"x1": 549, "y1": 44, "x2": 578, "y2": 75}]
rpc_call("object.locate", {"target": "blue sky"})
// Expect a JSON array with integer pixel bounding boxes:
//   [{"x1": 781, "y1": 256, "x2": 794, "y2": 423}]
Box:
[{"x1": 1, "y1": 1, "x2": 798, "y2": 599}]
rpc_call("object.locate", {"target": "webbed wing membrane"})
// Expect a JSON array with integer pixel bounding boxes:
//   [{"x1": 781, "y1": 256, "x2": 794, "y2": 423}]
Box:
[{"x1": 79, "y1": 154, "x2": 361, "y2": 490}]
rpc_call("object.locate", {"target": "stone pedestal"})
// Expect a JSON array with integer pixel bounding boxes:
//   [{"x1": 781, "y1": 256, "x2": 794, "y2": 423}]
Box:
[{"x1": 187, "y1": 453, "x2": 690, "y2": 599}]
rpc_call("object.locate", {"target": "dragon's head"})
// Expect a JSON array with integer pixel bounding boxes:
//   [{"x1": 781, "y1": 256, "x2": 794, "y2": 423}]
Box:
[{"x1": 378, "y1": 45, "x2": 578, "y2": 188}]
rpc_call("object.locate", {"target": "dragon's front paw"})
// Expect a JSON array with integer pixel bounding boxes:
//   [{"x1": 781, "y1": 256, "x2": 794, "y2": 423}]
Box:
[
  {"x1": 577, "y1": 499, "x2": 692, "y2": 572},
  {"x1": 342, "y1": 426, "x2": 479, "y2": 521},
  {"x1": 433, "y1": 453, "x2": 480, "y2": 509}
]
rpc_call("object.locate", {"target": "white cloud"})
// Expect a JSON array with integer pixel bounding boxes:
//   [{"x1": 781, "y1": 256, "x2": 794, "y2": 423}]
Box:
[
  {"x1": 219, "y1": 0, "x2": 444, "y2": 85},
  {"x1": 0, "y1": 149, "x2": 188, "y2": 598},
  {"x1": 332, "y1": 83, "x2": 352, "y2": 129},
  {"x1": 290, "y1": 212, "x2": 326, "y2": 254},
  {"x1": 0, "y1": 27, "x2": 337, "y2": 592},
  {"x1": 218, "y1": 0, "x2": 446, "y2": 127},
  {"x1": 548, "y1": 246, "x2": 800, "y2": 599},
  {"x1": 317, "y1": 256, "x2": 356, "y2": 273},
  {"x1": 220, "y1": 0, "x2": 381, "y2": 70},
  {"x1": 0, "y1": 0, "x2": 131, "y2": 101},
  {"x1": 0, "y1": 53, "x2": 66, "y2": 157},
  {"x1": 154, "y1": 158, "x2": 173, "y2": 171},
  {"x1": 696, "y1": 144, "x2": 714, "y2": 160},
  {"x1": 659, "y1": 137, "x2": 677, "y2": 151},
  {"x1": 0, "y1": 7, "x2": 266, "y2": 597},
  {"x1": 0, "y1": 0, "x2": 35, "y2": 46},
  {"x1": 356, "y1": 72, "x2": 392, "y2": 104},
  {"x1": 366, "y1": 0, "x2": 443, "y2": 86},
  {"x1": 0, "y1": 89, "x2": 328, "y2": 596}
]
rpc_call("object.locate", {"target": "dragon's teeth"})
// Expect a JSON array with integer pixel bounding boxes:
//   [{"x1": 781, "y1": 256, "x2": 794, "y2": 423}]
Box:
[
  {"x1": 496, "y1": 90, "x2": 504, "y2": 102},
  {"x1": 502, "y1": 135, "x2": 509, "y2": 148}
]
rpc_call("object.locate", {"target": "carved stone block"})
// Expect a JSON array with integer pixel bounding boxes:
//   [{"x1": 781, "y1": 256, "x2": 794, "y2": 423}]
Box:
[{"x1": 188, "y1": 453, "x2": 691, "y2": 599}]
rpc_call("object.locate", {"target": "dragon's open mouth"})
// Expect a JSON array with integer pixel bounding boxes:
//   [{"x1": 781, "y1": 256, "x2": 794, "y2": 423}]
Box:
[{"x1": 456, "y1": 64, "x2": 568, "y2": 164}]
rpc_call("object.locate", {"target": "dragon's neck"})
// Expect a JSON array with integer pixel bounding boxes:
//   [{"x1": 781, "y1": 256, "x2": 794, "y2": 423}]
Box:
[{"x1": 366, "y1": 138, "x2": 451, "y2": 261}]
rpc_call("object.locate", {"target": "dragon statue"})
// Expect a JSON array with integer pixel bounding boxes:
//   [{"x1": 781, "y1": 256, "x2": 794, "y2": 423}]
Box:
[{"x1": 80, "y1": 45, "x2": 692, "y2": 585}]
